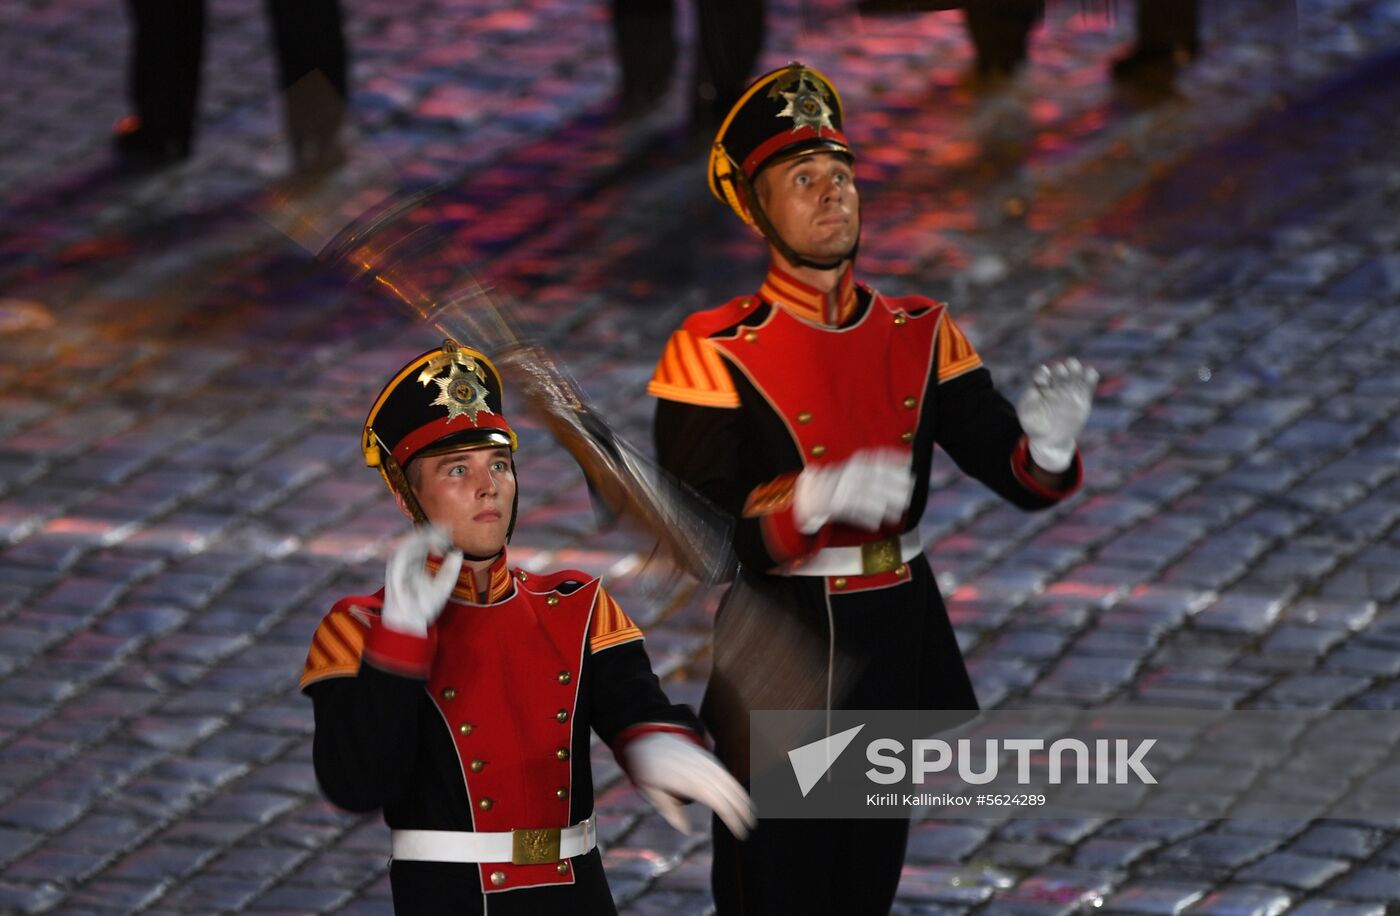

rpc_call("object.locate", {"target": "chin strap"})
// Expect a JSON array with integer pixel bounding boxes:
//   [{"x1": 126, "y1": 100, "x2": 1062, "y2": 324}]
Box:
[
  {"x1": 716, "y1": 144, "x2": 860, "y2": 271},
  {"x1": 378, "y1": 439, "x2": 431, "y2": 526},
  {"x1": 505, "y1": 458, "x2": 519, "y2": 542}
]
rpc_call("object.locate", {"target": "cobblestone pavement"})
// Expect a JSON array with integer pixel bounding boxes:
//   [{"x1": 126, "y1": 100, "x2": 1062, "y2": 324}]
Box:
[{"x1": 3, "y1": 0, "x2": 1400, "y2": 912}]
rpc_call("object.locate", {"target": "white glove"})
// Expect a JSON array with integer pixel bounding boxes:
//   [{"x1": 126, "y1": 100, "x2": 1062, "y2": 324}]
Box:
[
  {"x1": 624, "y1": 732, "x2": 756, "y2": 840},
  {"x1": 793, "y1": 448, "x2": 915, "y2": 535},
  {"x1": 1015, "y1": 357, "x2": 1100, "y2": 473},
  {"x1": 381, "y1": 526, "x2": 464, "y2": 636}
]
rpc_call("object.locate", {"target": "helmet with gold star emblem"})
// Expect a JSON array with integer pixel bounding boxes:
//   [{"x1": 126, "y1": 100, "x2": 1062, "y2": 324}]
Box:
[
  {"x1": 708, "y1": 62, "x2": 854, "y2": 269},
  {"x1": 362, "y1": 339, "x2": 518, "y2": 522}
]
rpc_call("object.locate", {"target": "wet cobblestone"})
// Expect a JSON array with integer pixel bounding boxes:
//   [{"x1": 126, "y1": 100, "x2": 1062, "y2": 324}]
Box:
[{"x1": 4, "y1": 0, "x2": 1400, "y2": 911}]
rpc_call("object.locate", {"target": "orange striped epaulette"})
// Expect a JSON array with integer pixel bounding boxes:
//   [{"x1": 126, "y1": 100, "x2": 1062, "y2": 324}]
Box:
[
  {"x1": 589, "y1": 585, "x2": 644, "y2": 654},
  {"x1": 300, "y1": 594, "x2": 382, "y2": 689},
  {"x1": 934, "y1": 308, "x2": 983, "y2": 383},
  {"x1": 646, "y1": 296, "x2": 758, "y2": 409}
]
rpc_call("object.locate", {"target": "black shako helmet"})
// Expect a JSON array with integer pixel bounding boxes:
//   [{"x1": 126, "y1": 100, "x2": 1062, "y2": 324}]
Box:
[{"x1": 708, "y1": 61, "x2": 858, "y2": 270}]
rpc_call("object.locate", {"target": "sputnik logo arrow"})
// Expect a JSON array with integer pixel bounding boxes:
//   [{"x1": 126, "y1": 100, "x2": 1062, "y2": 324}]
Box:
[{"x1": 788, "y1": 724, "x2": 865, "y2": 797}]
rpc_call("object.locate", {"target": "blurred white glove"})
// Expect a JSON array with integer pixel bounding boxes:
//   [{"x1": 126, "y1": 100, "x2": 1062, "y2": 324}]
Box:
[
  {"x1": 624, "y1": 732, "x2": 756, "y2": 840},
  {"x1": 381, "y1": 526, "x2": 463, "y2": 637},
  {"x1": 793, "y1": 448, "x2": 915, "y2": 535},
  {"x1": 1015, "y1": 357, "x2": 1100, "y2": 473}
]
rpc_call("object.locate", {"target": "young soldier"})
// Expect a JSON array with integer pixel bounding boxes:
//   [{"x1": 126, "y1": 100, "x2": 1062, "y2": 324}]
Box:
[
  {"x1": 647, "y1": 63, "x2": 1098, "y2": 913},
  {"x1": 302, "y1": 339, "x2": 753, "y2": 915}
]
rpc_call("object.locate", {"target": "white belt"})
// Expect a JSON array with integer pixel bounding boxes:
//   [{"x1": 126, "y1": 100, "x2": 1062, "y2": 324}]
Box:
[
  {"x1": 778, "y1": 530, "x2": 924, "y2": 577},
  {"x1": 392, "y1": 813, "x2": 596, "y2": 865}
]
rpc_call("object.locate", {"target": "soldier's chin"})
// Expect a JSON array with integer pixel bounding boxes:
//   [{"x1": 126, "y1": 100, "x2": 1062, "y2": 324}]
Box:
[
  {"x1": 800, "y1": 233, "x2": 858, "y2": 263},
  {"x1": 456, "y1": 528, "x2": 508, "y2": 559},
  {"x1": 798, "y1": 243, "x2": 855, "y2": 264}
]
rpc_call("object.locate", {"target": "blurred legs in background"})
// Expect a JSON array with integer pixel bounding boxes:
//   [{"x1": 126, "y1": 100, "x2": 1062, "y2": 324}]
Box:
[
  {"x1": 1109, "y1": 0, "x2": 1200, "y2": 94},
  {"x1": 116, "y1": 0, "x2": 348, "y2": 172},
  {"x1": 611, "y1": 0, "x2": 765, "y2": 135},
  {"x1": 962, "y1": 0, "x2": 1044, "y2": 86}
]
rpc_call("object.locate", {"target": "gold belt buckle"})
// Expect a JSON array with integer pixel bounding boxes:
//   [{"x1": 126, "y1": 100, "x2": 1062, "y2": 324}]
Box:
[
  {"x1": 860, "y1": 536, "x2": 901, "y2": 576},
  {"x1": 511, "y1": 827, "x2": 561, "y2": 865}
]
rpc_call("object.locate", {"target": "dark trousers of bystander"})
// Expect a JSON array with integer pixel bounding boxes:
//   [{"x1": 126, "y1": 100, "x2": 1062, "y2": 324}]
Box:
[
  {"x1": 711, "y1": 814, "x2": 911, "y2": 915},
  {"x1": 122, "y1": 0, "x2": 347, "y2": 164},
  {"x1": 961, "y1": 0, "x2": 1199, "y2": 85},
  {"x1": 611, "y1": 0, "x2": 765, "y2": 131}
]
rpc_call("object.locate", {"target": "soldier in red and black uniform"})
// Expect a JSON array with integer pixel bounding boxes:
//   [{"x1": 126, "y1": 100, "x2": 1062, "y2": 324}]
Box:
[
  {"x1": 302, "y1": 340, "x2": 753, "y2": 915},
  {"x1": 648, "y1": 63, "x2": 1099, "y2": 913}
]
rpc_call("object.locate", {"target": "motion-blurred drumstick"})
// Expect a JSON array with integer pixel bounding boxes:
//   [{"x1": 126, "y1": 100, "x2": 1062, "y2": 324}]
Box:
[{"x1": 257, "y1": 141, "x2": 735, "y2": 595}]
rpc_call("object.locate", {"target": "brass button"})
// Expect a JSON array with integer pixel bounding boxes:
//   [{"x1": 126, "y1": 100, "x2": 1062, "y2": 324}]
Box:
[
  {"x1": 810, "y1": 444, "x2": 827, "y2": 457},
  {"x1": 741, "y1": 298, "x2": 753, "y2": 309},
  {"x1": 796, "y1": 411, "x2": 813, "y2": 424},
  {"x1": 903, "y1": 397, "x2": 916, "y2": 409},
  {"x1": 479, "y1": 797, "x2": 493, "y2": 811},
  {"x1": 490, "y1": 871, "x2": 506, "y2": 887},
  {"x1": 556, "y1": 747, "x2": 569, "y2": 761},
  {"x1": 470, "y1": 759, "x2": 485, "y2": 773},
  {"x1": 546, "y1": 595, "x2": 559, "y2": 607},
  {"x1": 900, "y1": 431, "x2": 914, "y2": 444},
  {"x1": 517, "y1": 570, "x2": 528, "y2": 581},
  {"x1": 833, "y1": 577, "x2": 848, "y2": 590},
  {"x1": 555, "y1": 787, "x2": 569, "y2": 799},
  {"x1": 557, "y1": 670, "x2": 572, "y2": 685},
  {"x1": 458, "y1": 722, "x2": 474, "y2": 736},
  {"x1": 895, "y1": 564, "x2": 907, "y2": 578},
  {"x1": 894, "y1": 313, "x2": 908, "y2": 326},
  {"x1": 556, "y1": 709, "x2": 570, "y2": 723},
  {"x1": 441, "y1": 687, "x2": 457, "y2": 701},
  {"x1": 557, "y1": 862, "x2": 570, "y2": 875},
  {"x1": 743, "y1": 331, "x2": 758, "y2": 343}
]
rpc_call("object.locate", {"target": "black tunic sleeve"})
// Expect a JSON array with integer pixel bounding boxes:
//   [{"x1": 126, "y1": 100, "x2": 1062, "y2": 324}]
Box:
[
  {"x1": 932, "y1": 366, "x2": 1078, "y2": 511},
  {"x1": 654, "y1": 397, "x2": 787, "y2": 572},
  {"x1": 589, "y1": 638, "x2": 703, "y2": 749},
  {"x1": 304, "y1": 664, "x2": 427, "y2": 813}
]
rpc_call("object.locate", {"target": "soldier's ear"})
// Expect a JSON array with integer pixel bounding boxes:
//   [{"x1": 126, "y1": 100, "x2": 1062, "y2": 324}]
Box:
[{"x1": 392, "y1": 489, "x2": 415, "y2": 521}]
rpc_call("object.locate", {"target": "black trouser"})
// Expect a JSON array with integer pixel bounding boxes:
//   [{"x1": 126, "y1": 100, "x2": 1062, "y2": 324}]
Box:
[
  {"x1": 1132, "y1": 0, "x2": 1199, "y2": 57},
  {"x1": 962, "y1": 0, "x2": 1198, "y2": 72},
  {"x1": 124, "y1": 0, "x2": 347, "y2": 147},
  {"x1": 390, "y1": 849, "x2": 617, "y2": 915},
  {"x1": 611, "y1": 0, "x2": 765, "y2": 121},
  {"x1": 711, "y1": 815, "x2": 911, "y2": 915},
  {"x1": 962, "y1": 0, "x2": 1043, "y2": 73}
]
